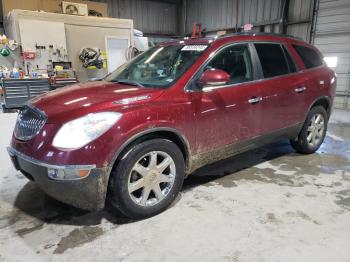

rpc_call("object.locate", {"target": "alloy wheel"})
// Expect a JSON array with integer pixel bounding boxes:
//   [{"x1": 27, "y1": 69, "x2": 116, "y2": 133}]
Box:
[
  {"x1": 306, "y1": 113, "x2": 325, "y2": 147},
  {"x1": 128, "y1": 151, "x2": 176, "y2": 207}
]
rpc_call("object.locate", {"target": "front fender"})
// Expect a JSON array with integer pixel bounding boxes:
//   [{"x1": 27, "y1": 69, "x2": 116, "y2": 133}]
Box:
[{"x1": 109, "y1": 125, "x2": 192, "y2": 172}]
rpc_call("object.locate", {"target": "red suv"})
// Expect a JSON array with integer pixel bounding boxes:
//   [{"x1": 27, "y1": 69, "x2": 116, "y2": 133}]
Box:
[{"x1": 8, "y1": 33, "x2": 336, "y2": 219}]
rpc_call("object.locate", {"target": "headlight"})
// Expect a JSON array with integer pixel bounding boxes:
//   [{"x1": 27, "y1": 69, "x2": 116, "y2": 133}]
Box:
[{"x1": 52, "y1": 112, "x2": 121, "y2": 150}]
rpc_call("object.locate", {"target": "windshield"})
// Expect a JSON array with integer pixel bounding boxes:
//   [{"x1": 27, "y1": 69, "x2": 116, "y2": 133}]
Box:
[{"x1": 105, "y1": 45, "x2": 208, "y2": 88}]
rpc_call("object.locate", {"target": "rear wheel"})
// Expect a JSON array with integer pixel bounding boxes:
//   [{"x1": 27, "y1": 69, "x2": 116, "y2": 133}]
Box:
[
  {"x1": 290, "y1": 106, "x2": 328, "y2": 154},
  {"x1": 108, "y1": 139, "x2": 185, "y2": 219}
]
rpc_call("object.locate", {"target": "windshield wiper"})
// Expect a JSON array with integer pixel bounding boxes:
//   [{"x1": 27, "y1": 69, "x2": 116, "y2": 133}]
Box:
[{"x1": 112, "y1": 79, "x2": 144, "y2": 87}]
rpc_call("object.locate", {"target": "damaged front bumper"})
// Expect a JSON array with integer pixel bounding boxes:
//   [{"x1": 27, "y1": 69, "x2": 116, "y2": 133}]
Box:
[{"x1": 7, "y1": 147, "x2": 111, "y2": 211}]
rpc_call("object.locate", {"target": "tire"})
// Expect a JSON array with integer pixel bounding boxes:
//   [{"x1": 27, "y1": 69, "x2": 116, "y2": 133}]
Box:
[
  {"x1": 108, "y1": 138, "x2": 185, "y2": 219},
  {"x1": 290, "y1": 105, "x2": 328, "y2": 154},
  {"x1": 2, "y1": 104, "x2": 9, "y2": 113}
]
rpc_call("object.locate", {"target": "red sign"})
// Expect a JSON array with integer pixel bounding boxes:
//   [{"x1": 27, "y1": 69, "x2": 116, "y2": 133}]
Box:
[
  {"x1": 243, "y1": 24, "x2": 253, "y2": 31},
  {"x1": 23, "y1": 51, "x2": 36, "y2": 60}
]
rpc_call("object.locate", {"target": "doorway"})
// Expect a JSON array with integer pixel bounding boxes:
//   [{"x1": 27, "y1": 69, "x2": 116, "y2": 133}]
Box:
[{"x1": 105, "y1": 36, "x2": 129, "y2": 73}]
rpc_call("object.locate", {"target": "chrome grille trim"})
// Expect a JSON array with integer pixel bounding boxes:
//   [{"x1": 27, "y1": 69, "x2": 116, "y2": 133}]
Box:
[{"x1": 14, "y1": 105, "x2": 47, "y2": 141}]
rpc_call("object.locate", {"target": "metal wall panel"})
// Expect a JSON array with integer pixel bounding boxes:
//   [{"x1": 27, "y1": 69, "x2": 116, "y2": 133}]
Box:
[
  {"x1": 107, "y1": 0, "x2": 313, "y2": 40},
  {"x1": 315, "y1": 0, "x2": 350, "y2": 34},
  {"x1": 0, "y1": 0, "x2": 3, "y2": 23},
  {"x1": 288, "y1": 0, "x2": 313, "y2": 22},
  {"x1": 182, "y1": 0, "x2": 313, "y2": 41},
  {"x1": 183, "y1": 0, "x2": 283, "y2": 33},
  {"x1": 287, "y1": 23, "x2": 311, "y2": 42},
  {"x1": 314, "y1": 0, "x2": 350, "y2": 108},
  {"x1": 108, "y1": 0, "x2": 178, "y2": 35}
]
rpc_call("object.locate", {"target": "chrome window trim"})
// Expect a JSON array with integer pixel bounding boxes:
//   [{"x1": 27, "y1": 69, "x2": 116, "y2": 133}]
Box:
[
  {"x1": 7, "y1": 146, "x2": 96, "y2": 170},
  {"x1": 195, "y1": 65, "x2": 326, "y2": 93},
  {"x1": 184, "y1": 42, "x2": 258, "y2": 93},
  {"x1": 201, "y1": 77, "x2": 266, "y2": 92},
  {"x1": 296, "y1": 64, "x2": 326, "y2": 74},
  {"x1": 184, "y1": 40, "x2": 326, "y2": 93}
]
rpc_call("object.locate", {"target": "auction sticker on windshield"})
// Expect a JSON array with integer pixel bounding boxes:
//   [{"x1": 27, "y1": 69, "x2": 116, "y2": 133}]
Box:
[{"x1": 181, "y1": 45, "x2": 208, "y2": 51}]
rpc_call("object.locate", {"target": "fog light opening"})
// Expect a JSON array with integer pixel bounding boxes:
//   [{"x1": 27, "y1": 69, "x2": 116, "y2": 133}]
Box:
[{"x1": 48, "y1": 168, "x2": 91, "y2": 180}]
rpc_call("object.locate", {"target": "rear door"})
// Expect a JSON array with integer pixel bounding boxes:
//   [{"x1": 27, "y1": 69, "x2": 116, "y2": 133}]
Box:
[
  {"x1": 253, "y1": 42, "x2": 308, "y2": 134},
  {"x1": 189, "y1": 43, "x2": 264, "y2": 153},
  {"x1": 292, "y1": 44, "x2": 329, "y2": 108}
]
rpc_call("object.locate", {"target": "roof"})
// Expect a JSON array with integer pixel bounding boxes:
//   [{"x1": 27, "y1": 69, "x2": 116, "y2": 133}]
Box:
[
  {"x1": 159, "y1": 37, "x2": 214, "y2": 46},
  {"x1": 159, "y1": 32, "x2": 307, "y2": 47},
  {"x1": 219, "y1": 32, "x2": 303, "y2": 41}
]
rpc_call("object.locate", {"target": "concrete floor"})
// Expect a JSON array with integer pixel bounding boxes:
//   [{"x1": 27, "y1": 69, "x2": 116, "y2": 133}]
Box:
[{"x1": 0, "y1": 109, "x2": 350, "y2": 262}]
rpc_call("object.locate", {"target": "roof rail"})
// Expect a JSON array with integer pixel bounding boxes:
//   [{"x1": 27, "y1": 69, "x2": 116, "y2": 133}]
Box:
[{"x1": 219, "y1": 32, "x2": 303, "y2": 41}]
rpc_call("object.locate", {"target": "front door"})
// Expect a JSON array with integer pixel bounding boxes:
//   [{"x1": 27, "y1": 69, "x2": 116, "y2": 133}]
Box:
[{"x1": 189, "y1": 43, "x2": 264, "y2": 154}]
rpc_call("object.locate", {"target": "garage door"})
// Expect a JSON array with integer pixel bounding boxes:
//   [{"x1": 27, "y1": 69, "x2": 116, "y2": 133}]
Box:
[{"x1": 313, "y1": 0, "x2": 350, "y2": 109}]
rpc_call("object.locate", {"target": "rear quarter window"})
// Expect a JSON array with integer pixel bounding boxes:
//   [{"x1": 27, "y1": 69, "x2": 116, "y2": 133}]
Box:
[{"x1": 292, "y1": 45, "x2": 323, "y2": 69}]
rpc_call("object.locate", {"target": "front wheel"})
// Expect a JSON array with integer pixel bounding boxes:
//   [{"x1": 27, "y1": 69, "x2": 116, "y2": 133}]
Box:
[
  {"x1": 290, "y1": 106, "x2": 328, "y2": 154},
  {"x1": 108, "y1": 139, "x2": 185, "y2": 219},
  {"x1": 2, "y1": 104, "x2": 9, "y2": 113}
]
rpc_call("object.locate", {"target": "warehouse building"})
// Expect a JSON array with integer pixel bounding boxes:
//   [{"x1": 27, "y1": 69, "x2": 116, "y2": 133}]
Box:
[{"x1": 0, "y1": 0, "x2": 349, "y2": 261}]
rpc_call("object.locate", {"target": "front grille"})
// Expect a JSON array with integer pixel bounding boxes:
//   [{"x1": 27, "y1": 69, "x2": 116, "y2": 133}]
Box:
[{"x1": 14, "y1": 106, "x2": 47, "y2": 141}]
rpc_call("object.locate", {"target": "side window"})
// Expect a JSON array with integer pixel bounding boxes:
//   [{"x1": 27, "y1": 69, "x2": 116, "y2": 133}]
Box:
[
  {"x1": 292, "y1": 44, "x2": 323, "y2": 69},
  {"x1": 254, "y1": 43, "x2": 289, "y2": 78},
  {"x1": 282, "y1": 45, "x2": 297, "y2": 73},
  {"x1": 205, "y1": 44, "x2": 253, "y2": 85}
]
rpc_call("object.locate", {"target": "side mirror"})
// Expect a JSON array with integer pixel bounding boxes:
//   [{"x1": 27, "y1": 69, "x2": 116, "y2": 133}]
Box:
[{"x1": 197, "y1": 68, "x2": 230, "y2": 87}]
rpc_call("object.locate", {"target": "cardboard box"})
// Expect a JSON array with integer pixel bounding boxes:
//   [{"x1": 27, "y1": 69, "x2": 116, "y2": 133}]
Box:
[{"x1": 2, "y1": 0, "x2": 108, "y2": 17}]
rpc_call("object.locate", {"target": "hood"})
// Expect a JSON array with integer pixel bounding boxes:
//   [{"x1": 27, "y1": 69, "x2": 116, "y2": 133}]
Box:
[{"x1": 31, "y1": 81, "x2": 165, "y2": 123}]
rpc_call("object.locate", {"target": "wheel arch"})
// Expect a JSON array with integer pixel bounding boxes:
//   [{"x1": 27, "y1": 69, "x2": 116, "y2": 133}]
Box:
[
  {"x1": 309, "y1": 96, "x2": 331, "y2": 118},
  {"x1": 110, "y1": 127, "x2": 192, "y2": 173}
]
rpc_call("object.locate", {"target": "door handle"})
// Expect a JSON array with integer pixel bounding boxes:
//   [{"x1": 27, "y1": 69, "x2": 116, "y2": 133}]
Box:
[
  {"x1": 248, "y1": 96, "x2": 263, "y2": 104},
  {"x1": 294, "y1": 86, "x2": 306, "y2": 93}
]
